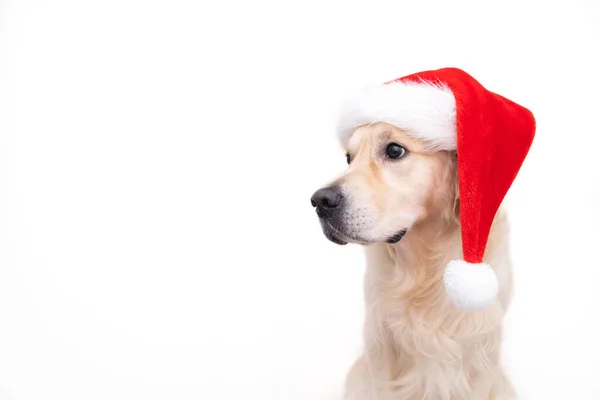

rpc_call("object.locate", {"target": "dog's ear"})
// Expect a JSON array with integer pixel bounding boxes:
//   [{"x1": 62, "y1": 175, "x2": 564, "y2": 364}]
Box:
[
  {"x1": 450, "y1": 151, "x2": 461, "y2": 225},
  {"x1": 428, "y1": 150, "x2": 460, "y2": 226}
]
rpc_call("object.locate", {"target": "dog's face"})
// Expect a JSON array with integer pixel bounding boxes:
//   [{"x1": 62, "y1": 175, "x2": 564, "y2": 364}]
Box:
[{"x1": 311, "y1": 122, "x2": 457, "y2": 245}]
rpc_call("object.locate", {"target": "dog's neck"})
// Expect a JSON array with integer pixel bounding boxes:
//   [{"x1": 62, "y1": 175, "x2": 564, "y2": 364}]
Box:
[
  {"x1": 359, "y1": 209, "x2": 512, "y2": 398},
  {"x1": 383, "y1": 214, "x2": 461, "y2": 284}
]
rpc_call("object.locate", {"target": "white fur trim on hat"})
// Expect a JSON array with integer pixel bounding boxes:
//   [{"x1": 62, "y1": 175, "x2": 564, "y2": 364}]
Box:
[
  {"x1": 443, "y1": 260, "x2": 499, "y2": 310},
  {"x1": 336, "y1": 80, "x2": 457, "y2": 150}
]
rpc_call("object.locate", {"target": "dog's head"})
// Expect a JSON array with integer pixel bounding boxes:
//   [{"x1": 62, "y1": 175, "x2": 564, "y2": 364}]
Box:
[{"x1": 311, "y1": 122, "x2": 458, "y2": 245}]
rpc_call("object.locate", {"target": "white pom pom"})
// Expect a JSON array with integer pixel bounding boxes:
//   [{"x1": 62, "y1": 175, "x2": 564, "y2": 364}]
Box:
[{"x1": 443, "y1": 260, "x2": 499, "y2": 310}]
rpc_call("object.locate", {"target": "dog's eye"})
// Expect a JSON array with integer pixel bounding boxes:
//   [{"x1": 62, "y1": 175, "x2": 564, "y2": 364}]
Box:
[
  {"x1": 385, "y1": 143, "x2": 407, "y2": 159},
  {"x1": 346, "y1": 153, "x2": 351, "y2": 164}
]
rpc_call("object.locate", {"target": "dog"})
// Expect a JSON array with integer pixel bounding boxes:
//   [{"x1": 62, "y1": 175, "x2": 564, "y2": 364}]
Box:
[{"x1": 311, "y1": 121, "x2": 516, "y2": 400}]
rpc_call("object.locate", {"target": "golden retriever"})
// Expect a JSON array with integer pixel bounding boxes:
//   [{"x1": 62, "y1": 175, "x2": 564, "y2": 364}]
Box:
[{"x1": 311, "y1": 121, "x2": 515, "y2": 400}]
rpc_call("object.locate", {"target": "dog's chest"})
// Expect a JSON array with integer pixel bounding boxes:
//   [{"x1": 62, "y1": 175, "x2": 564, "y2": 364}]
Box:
[
  {"x1": 363, "y1": 287, "x2": 502, "y2": 399},
  {"x1": 366, "y1": 310, "x2": 495, "y2": 399},
  {"x1": 380, "y1": 300, "x2": 463, "y2": 360}
]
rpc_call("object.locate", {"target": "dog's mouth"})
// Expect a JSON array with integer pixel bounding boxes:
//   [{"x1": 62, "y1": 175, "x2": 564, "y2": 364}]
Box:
[
  {"x1": 320, "y1": 220, "x2": 407, "y2": 246},
  {"x1": 320, "y1": 221, "x2": 349, "y2": 246},
  {"x1": 385, "y1": 229, "x2": 407, "y2": 244}
]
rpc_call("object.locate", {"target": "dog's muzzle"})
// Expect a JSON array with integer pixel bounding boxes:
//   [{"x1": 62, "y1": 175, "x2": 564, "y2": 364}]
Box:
[{"x1": 311, "y1": 186, "x2": 408, "y2": 246}]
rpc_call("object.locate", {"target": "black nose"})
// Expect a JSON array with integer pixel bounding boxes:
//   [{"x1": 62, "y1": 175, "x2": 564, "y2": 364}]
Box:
[{"x1": 311, "y1": 187, "x2": 342, "y2": 211}]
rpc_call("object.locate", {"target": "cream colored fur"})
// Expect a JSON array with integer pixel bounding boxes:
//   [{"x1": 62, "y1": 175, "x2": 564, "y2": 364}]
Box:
[
  {"x1": 320, "y1": 123, "x2": 515, "y2": 399},
  {"x1": 344, "y1": 212, "x2": 515, "y2": 400}
]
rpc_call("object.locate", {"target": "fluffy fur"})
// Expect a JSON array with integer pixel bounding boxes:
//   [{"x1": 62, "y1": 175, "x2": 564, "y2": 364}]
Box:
[{"x1": 312, "y1": 122, "x2": 515, "y2": 399}]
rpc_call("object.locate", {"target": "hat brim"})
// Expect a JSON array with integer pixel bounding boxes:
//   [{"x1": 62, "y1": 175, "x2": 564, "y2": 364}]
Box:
[{"x1": 336, "y1": 79, "x2": 457, "y2": 151}]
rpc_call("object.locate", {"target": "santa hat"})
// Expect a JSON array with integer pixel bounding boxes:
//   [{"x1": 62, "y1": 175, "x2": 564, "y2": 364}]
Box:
[{"x1": 336, "y1": 68, "x2": 536, "y2": 310}]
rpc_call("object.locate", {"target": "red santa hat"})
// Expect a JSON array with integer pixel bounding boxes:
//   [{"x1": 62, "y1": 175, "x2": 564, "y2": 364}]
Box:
[{"x1": 336, "y1": 67, "x2": 536, "y2": 310}]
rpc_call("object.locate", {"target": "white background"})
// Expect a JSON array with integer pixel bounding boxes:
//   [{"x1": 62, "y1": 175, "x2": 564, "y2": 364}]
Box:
[{"x1": 1, "y1": 0, "x2": 600, "y2": 399}]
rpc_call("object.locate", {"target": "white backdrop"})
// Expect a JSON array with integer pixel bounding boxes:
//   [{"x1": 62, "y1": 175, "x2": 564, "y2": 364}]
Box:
[{"x1": 1, "y1": 0, "x2": 600, "y2": 399}]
